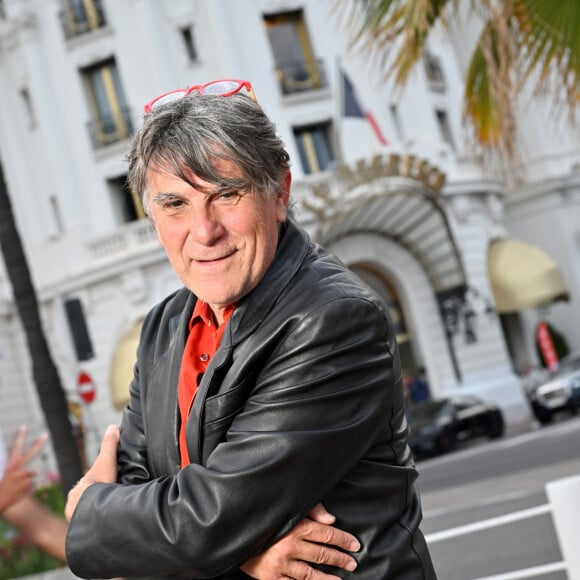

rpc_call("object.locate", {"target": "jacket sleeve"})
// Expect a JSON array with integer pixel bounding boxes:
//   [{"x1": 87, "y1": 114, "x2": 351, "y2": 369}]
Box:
[{"x1": 65, "y1": 296, "x2": 400, "y2": 579}]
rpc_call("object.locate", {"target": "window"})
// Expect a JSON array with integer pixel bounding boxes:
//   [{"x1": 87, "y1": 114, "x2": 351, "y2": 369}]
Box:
[
  {"x1": 263, "y1": 10, "x2": 326, "y2": 95},
  {"x1": 180, "y1": 25, "x2": 198, "y2": 62},
  {"x1": 424, "y1": 51, "x2": 446, "y2": 92},
  {"x1": 389, "y1": 104, "x2": 403, "y2": 141},
  {"x1": 64, "y1": 298, "x2": 94, "y2": 361},
  {"x1": 19, "y1": 88, "x2": 36, "y2": 128},
  {"x1": 435, "y1": 109, "x2": 455, "y2": 149},
  {"x1": 82, "y1": 58, "x2": 132, "y2": 148},
  {"x1": 294, "y1": 122, "x2": 335, "y2": 175},
  {"x1": 49, "y1": 195, "x2": 65, "y2": 236},
  {"x1": 108, "y1": 175, "x2": 145, "y2": 223},
  {"x1": 61, "y1": 0, "x2": 107, "y2": 39}
]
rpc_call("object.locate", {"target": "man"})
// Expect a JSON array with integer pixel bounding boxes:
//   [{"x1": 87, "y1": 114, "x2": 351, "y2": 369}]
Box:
[
  {"x1": 65, "y1": 79, "x2": 436, "y2": 579},
  {"x1": 0, "y1": 426, "x2": 67, "y2": 561}
]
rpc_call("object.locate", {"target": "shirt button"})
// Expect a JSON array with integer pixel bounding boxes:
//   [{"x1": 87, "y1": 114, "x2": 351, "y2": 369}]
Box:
[{"x1": 200, "y1": 353, "x2": 209, "y2": 362}]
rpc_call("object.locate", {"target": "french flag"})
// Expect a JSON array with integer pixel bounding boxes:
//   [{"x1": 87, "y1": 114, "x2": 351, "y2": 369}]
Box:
[{"x1": 341, "y1": 69, "x2": 388, "y2": 146}]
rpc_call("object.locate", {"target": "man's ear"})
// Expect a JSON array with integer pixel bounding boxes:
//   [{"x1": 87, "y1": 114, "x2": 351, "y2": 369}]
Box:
[{"x1": 276, "y1": 171, "x2": 292, "y2": 222}]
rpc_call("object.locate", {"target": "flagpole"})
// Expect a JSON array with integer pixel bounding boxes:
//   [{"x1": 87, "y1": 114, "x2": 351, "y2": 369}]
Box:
[{"x1": 333, "y1": 52, "x2": 345, "y2": 165}]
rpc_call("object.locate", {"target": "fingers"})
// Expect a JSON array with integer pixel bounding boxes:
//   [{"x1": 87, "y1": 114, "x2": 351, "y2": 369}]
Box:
[
  {"x1": 298, "y1": 518, "x2": 360, "y2": 554},
  {"x1": 240, "y1": 514, "x2": 360, "y2": 579},
  {"x1": 65, "y1": 425, "x2": 120, "y2": 521},
  {"x1": 7, "y1": 426, "x2": 48, "y2": 470},
  {"x1": 0, "y1": 465, "x2": 36, "y2": 511},
  {"x1": 282, "y1": 559, "x2": 343, "y2": 579},
  {"x1": 21, "y1": 433, "x2": 49, "y2": 465},
  {"x1": 7, "y1": 426, "x2": 27, "y2": 465},
  {"x1": 308, "y1": 502, "x2": 335, "y2": 525},
  {"x1": 85, "y1": 425, "x2": 119, "y2": 483},
  {"x1": 99, "y1": 424, "x2": 120, "y2": 456},
  {"x1": 287, "y1": 523, "x2": 358, "y2": 573}
]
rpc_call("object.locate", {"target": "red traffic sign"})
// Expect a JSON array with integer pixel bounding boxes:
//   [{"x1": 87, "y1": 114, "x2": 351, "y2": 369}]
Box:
[
  {"x1": 537, "y1": 322, "x2": 559, "y2": 372},
  {"x1": 77, "y1": 371, "x2": 96, "y2": 404}
]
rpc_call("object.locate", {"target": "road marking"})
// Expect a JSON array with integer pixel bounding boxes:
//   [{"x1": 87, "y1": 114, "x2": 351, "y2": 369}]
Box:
[
  {"x1": 423, "y1": 489, "x2": 534, "y2": 518},
  {"x1": 472, "y1": 561, "x2": 566, "y2": 579},
  {"x1": 425, "y1": 504, "x2": 551, "y2": 543}
]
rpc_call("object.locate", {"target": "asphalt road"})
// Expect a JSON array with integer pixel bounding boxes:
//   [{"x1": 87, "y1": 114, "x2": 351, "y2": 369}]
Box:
[{"x1": 417, "y1": 415, "x2": 580, "y2": 580}]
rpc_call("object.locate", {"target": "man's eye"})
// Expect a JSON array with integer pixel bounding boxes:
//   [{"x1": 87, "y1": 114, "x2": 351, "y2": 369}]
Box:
[
  {"x1": 215, "y1": 191, "x2": 242, "y2": 204},
  {"x1": 164, "y1": 199, "x2": 185, "y2": 209}
]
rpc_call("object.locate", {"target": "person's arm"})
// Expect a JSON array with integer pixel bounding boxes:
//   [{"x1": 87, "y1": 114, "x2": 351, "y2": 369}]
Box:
[
  {"x1": 3, "y1": 495, "x2": 67, "y2": 561},
  {"x1": 66, "y1": 297, "x2": 393, "y2": 579},
  {"x1": 110, "y1": 315, "x2": 361, "y2": 580},
  {"x1": 69, "y1": 429, "x2": 360, "y2": 580}
]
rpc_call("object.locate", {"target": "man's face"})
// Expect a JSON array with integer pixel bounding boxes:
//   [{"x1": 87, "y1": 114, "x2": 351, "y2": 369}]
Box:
[{"x1": 147, "y1": 159, "x2": 290, "y2": 322}]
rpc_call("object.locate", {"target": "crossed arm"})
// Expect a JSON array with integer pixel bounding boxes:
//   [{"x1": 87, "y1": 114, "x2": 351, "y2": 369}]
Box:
[
  {"x1": 65, "y1": 299, "x2": 390, "y2": 579},
  {"x1": 66, "y1": 425, "x2": 359, "y2": 580}
]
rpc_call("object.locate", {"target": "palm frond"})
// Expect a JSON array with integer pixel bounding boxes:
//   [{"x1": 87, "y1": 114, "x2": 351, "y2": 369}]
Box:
[{"x1": 515, "y1": 0, "x2": 580, "y2": 108}]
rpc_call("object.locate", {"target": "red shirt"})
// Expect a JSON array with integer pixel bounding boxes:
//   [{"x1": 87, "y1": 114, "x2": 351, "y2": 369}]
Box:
[{"x1": 178, "y1": 300, "x2": 235, "y2": 467}]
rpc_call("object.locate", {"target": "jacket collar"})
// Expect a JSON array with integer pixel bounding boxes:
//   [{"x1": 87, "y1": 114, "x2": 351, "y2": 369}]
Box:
[
  {"x1": 168, "y1": 219, "x2": 311, "y2": 347},
  {"x1": 223, "y1": 218, "x2": 310, "y2": 346}
]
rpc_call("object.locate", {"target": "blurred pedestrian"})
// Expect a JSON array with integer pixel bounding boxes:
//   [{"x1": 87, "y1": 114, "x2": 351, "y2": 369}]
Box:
[{"x1": 409, "y1": 367, "x2": 431, "y2": 404}]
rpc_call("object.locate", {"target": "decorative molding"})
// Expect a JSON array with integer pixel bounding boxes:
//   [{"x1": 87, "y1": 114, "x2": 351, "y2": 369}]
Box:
[
  {"x1": 297, "y1": 153, "x2": 447, "y2": 234},
  {"x1": 121, "y1": 268, "x2": 147, "y2": 304}
]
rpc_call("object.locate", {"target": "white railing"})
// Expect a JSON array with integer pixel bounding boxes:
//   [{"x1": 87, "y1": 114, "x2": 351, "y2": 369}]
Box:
[
  {"x1": 88, "y1": 220, "x2": 158, "y2": 262},
  {"x1": 426, "y1": 474, "x2": 580, "y2": 579}
]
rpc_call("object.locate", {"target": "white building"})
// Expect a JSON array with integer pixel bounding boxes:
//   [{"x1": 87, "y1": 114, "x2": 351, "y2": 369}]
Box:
[{"x1": 0, "y1": 0, "x2": 577, "y2": 465}]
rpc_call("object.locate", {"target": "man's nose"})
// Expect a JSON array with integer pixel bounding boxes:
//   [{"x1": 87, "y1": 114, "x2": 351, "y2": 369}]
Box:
[{"x1": 188, "y1": 206, "x2": 223, "y2": 245}]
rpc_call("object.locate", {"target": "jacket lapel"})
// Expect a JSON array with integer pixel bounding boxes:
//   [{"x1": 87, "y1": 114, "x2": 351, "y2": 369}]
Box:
[
  {"x1": 147, "y1": 291, "x2": 195, "y2": 476},
  {"x1": 183, "y1": 220, "x2": 311, "y2": 465}
]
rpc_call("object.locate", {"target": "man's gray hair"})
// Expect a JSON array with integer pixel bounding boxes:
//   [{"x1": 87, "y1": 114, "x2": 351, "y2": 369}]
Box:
[{"x1": 127, "y1": 93, "x2": 291, "y2": 214}]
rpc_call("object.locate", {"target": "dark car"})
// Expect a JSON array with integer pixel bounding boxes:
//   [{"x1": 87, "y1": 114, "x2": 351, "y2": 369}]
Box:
[
  {"x1": 527, "y1": 353, "x2": 580, "y2": 424},
  {"x1": 407, "y1": 395, "x2": 505, "y2": 457}
]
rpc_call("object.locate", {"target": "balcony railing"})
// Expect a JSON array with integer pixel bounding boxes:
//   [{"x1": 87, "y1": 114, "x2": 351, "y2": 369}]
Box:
[
  {"x1": 88, "y1": 219, "x2": 158, "y2": 263},
  {"x1": 87, "y1": 106, "x2": 133, "y2": 149},
  {"x1": 60, "y1": 0, "x2": 107, "y2": 40},
  {"x1": 276, "y1": 59, "x2": 328, "y2": 96}
]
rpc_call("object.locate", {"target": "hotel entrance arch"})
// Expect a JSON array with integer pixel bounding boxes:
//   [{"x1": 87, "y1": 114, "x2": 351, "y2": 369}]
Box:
[{"x1": 296, "y1": 154, "x2": 468, "y2": 395}]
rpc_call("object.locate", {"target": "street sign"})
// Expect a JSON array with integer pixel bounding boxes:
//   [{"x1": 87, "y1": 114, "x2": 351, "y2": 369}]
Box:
[
  {"x1": 77, "y1": 371, "x2": 96, "y2": 404},
  {"x1": 537, "y1": 322, "x2": 559, "y2": 372}
]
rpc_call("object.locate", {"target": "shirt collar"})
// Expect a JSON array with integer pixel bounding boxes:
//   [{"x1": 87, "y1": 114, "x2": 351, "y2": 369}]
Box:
[{"x1": 191, "y1": 299, "x2": 236, "y2": 329}]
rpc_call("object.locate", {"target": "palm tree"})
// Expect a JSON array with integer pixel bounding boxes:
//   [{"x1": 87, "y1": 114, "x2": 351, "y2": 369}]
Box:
[
  {"x1": 334, "y1": 0, "x2": 580, "y2": 158},
  {"x1": 0, "y1": 160, "x2": 83, "y2": 494}
]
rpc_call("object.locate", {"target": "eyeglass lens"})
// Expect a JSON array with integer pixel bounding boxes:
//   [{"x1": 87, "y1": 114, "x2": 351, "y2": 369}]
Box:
[
  {"x1": 152, "y1": 90, "x2": 189, "y2": 109},
  {"x1": 201, "y1": 80, "x2": 243, "y2": 95}
]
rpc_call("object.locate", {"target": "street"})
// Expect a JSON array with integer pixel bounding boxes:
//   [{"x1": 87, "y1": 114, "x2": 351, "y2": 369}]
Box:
[{"x1": 418, "y1": 416, "x2": 580, "y2": 579}]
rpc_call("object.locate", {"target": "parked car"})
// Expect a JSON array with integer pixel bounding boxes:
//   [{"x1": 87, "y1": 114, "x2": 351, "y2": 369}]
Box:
[
  {"x1": 526, "y1": 353, "x2": 580, "y2": 424},
  {"x1": 406, "y1": 395, "x2": 505, "y2": 457}
]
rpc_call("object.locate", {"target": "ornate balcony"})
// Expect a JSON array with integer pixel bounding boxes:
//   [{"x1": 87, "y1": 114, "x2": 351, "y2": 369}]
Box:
[
  {"x1": 88, "y1": 219, "x2": 158, "y2": 263},
  {"x1": 276, "y1": 59, "x2": 328, "y2": 95},
  {"x1": 86, "y1": 106, "x2": 133, "y2": 149},
  {"x1": 60, "y1": 0, "x2": 107, "y2": 40}
]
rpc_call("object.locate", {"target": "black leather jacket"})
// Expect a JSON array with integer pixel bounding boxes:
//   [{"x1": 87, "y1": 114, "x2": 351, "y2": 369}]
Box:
[{"x1": 66, "y1": 220, "x2": 436, "y2": 579}]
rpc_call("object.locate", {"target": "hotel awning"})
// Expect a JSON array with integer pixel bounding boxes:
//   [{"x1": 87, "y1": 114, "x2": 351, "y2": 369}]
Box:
[
  {"x1": 109, "y1": 319, "x2": 143, "y2": 410},
  {"x1": 488, "y1": 239, "x2": 569, "y2": 313},
  {"x1": 318, "y1": 182, "x2": 467, "y2": 296}
]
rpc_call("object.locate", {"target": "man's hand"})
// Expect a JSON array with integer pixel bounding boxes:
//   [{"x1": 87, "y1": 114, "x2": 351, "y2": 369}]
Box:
[
  {"x1": 0, "y1": 426, "x2": 48, "y2": 513},
  {"x1": 241, "y1": 503, "x2": 360, "y2": 579},
  {"x1": 65, "y1": 424, "x2": 119, "y2": 522}
]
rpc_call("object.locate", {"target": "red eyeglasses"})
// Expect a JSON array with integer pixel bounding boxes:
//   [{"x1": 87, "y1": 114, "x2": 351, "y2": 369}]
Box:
[{"x1": 144, "y1": 79, "x2": 255, "y2": 112}]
